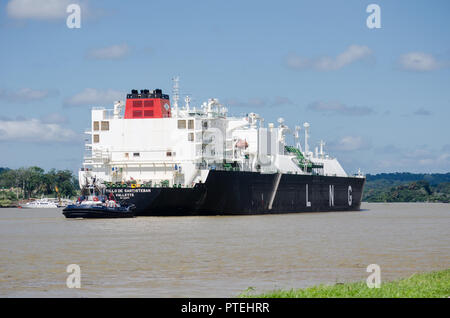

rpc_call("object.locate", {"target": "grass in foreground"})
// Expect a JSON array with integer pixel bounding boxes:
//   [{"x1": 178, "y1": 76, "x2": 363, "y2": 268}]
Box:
[{"x1": 240, "y1": 269, "x2": 450, "y2": 298}]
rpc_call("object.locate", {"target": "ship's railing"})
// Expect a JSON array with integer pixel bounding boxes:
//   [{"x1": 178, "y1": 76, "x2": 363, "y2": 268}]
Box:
[
  {"x1": 91, "y1": 108, "x2": 116, "y2": 120},
  {"x1": 101, "y1": 109, "x2": 115, "y2": 120}
]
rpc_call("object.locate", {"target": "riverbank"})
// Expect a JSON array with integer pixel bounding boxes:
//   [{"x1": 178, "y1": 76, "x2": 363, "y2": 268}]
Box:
[{"x1": 240, "y1": 269, "x2": 450, "y2": 298}]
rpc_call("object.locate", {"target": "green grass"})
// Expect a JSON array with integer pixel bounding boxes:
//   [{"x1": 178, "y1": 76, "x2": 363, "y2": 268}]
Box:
[{"x1": 239, "y1": 269, "x2": 450, "y2": 298}]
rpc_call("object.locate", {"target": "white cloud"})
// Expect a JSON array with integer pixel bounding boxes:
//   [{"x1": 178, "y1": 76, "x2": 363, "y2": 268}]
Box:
[
  {"x1": 0, "y1": 88, "x2": 59, "y2": 103},
  {"x1": 64, "y1": 88, "x2": 123, "y2": 106},
  {"x1": 225, "y1": 96, "x2": 294, "y2": 108},
  {"x1": 272, "y1": 96, "x2": 295, "y2": 106},
  {"x1": 0, "y1": 88, "x2": 56, "y2": 103},
  {"x1": 329, "y1": 136, "x2": 372, "y2": 152},
  {"x1": 413, "y1": 107, "x2": 432, "y2": 116},
  {"x1": 286, "y1": 45, "x2": 373, "y2": 71},
  {"x1": 86, "y1": 44, "x2": 130, "y2": 60},
  {"x1": 0, "y1": 118, "x2": 77, "y2": 142},
  {"x1": 374, "y1": 146, "x2": 450, "y2": 172},
  {"x1": 7, "y1": 0, "x2": 107, "y2": 23},
  {"x1": 398, "y1": 52, "x2": 446, "y2": 71},
  {"x1": 229, "y1": 97, "x2": 268, "y2": 107},
  {"x1": 6, "y1": 0, "x2": 71, "y2": 20},
  {"x1": 40, "y1": 113, "x2": 69, "y2": 124},
  {"x1": 307, "y1": 101, "x2": 374, "y2": 116}
]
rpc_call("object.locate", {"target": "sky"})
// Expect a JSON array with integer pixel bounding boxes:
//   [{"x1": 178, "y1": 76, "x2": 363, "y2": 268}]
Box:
[{"x1": 0, "y1": 0, "x2": 449, "y2": 174}]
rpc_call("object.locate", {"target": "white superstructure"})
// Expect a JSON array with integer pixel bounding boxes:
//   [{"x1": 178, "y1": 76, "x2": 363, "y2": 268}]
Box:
[{"x1": 80, "y1": 82, "x2": 350, "y2": 188}]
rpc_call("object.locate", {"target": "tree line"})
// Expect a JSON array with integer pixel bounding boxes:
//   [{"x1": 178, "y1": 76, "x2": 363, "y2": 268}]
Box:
[
  {"x1": 0, "y1": 167, "x2": 79, "y2": 205},
  {"x1": 363, "y1": 175, "x2": 450, "y2": 203},
  {"x1": 366, "y1": 172, "x2": 450, "y2": 185}
]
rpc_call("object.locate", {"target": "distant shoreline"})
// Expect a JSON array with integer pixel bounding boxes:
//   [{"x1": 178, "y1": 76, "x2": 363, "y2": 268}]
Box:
[{"x1": 363, "y1": 175, "x2": 450, "y2": 203}]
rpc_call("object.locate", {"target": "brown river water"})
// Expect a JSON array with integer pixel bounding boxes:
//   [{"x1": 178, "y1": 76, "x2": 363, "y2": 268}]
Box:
[{"x1": 0, "y1": 203, "x2": 448, "y2": 297}]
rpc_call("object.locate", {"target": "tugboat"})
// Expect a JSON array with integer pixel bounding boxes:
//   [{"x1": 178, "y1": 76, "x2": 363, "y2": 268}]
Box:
[{"x1": 62, "y1": 180, "x2": 135, "y2": 218}]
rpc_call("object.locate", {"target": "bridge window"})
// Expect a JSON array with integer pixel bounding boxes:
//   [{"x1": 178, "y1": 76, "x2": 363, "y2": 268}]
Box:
[
  {"x1": 188, "y1": 132, "x2": 194, "y2": 141},
  {"x1": 101, "y1": 121, "x2": 109, "y2": 131},
  {"x1": 133, "y1": 152, "x2": 140, "y2": 157},
  {"x1": 93, "y1": 134, "x2": 99, "y2": 143},
  {"x1": 188, "y1": 119, "x2": 194, "y2": 129},
  {"x1": 93, "y1": 121, "x2": 99, "y2": 131},
  {"x1": 178, "y1": 120, "x2": 186, "y2": 129}
]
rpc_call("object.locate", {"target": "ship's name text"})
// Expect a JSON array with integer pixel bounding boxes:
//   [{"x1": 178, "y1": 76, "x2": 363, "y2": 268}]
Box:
[{"x1": 110, "y1": 188, "x2": 152, "y2": 194}]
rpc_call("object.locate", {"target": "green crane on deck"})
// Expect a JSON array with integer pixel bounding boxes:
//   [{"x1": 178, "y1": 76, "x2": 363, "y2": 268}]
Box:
[{"x1": 284, "y1": 146, "x2": 323, "y2": 173}]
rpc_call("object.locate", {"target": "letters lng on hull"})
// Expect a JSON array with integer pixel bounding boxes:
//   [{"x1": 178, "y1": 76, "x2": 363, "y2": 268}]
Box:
[{"x1": 79, "y1": 79, "x2": 365, "y2": 214}]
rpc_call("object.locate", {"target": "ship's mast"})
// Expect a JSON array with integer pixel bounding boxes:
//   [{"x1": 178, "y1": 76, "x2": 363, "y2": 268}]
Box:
[
  {"x1": 303, "y1": 122, "x2": 310, "y2": 155},
  {"x1": 319, "y1": 140, "x2": 325, "y2": 158},
  {"x1": 184, "y1": 95, "x2": 191, "y2": 112},
  {"x1": 294, "y1": 125, "x2": 302, "y2": 152},
  {"x1": 172, "y1": 76, "x2": 180, "y2": 117}
]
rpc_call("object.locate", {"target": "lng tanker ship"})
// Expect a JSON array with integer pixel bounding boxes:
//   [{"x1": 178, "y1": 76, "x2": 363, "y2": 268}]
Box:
[{"x1": 79, "y1": 78, "x2": 365, "y2": 216}]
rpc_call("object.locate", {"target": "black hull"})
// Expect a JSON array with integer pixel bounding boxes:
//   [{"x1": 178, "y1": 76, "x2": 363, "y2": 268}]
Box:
[{"x1": 109, "y1": 171, "x2": 365, "y2": 216}]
